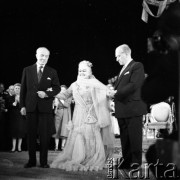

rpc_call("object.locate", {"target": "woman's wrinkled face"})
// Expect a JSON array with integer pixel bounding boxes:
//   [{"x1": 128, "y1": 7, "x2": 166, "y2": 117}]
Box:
[{"x1": 78, "y1": 64, "x2": 92, "y2": 79}]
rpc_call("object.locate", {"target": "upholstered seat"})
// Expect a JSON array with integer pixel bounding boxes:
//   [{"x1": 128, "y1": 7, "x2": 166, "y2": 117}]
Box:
[{"x1": 144, "y1": 102, "x2": 175, "y2": 139}]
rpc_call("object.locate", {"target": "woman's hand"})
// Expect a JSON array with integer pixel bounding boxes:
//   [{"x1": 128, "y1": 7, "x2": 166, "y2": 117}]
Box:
[{"x1": 107, "y1": 89, "x2": 117, "y2": 98}]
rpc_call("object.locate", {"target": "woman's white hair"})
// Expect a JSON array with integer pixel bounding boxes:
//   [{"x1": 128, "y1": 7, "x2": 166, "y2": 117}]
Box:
[{"x1": 79, "y1": 60, "x2": 93, "y2": 68}]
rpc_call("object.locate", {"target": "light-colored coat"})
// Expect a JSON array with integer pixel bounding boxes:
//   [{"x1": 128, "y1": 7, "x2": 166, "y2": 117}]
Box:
[{"x1": 53, "y1": 97, "x2": 72, "y2": 138}]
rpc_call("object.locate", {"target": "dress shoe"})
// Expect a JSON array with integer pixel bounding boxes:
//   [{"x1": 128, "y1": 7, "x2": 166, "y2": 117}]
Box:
[
  {"x1": 10, "y1": 150, "x2": 16, "y2": 153},
  {"x1": 40, "y1": 164, "x2": 50, "y2": 168},
  {"x1": 54, "y1": 148, "x2": 62, "y2": 151},
  {"x1": 24, "y1": 163, "x2": 36, "y2": 168}
]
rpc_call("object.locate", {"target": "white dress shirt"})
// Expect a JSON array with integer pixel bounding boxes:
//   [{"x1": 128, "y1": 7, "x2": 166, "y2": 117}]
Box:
[
  {"x1": 119, "y1": 59, "x2": 132, "y2": 76},
  {"x1": 36, "y1": 63, "x2": 45, "y2": 73}
]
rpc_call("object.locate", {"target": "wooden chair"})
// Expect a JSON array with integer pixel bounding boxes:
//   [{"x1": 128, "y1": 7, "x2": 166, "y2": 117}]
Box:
[{"x1": 144, "y1": 101, "x2": 175, "y2": 139}]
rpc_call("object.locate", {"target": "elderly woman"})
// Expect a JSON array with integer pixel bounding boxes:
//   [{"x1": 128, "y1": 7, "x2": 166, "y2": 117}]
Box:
[{"x1": 51, "y1": 60, "x2": 115, "y2": 171}]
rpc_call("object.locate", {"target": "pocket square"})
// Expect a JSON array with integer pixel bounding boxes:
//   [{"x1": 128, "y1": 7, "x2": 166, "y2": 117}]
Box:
[
  {"x1": 47, "y1": 87, "x2": 53, "y2": 91},
  {"x1": 47, "y1": 77, "x2": 51, "y2": 80},
  {"x1": 124, "y1": 71, "x2": 130, "y2": 75}
]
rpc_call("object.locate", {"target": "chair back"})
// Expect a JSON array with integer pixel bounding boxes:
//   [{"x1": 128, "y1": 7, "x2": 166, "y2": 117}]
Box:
[{"x1": 151, "y1": 102, "x2": 171, "y2": 122}]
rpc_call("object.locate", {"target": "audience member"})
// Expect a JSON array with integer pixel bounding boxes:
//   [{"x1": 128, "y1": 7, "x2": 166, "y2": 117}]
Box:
[
  {"x1": 53, "y1": 85, "x2": 72, "y2": 151},
  {"x1": 8, "y1": 83, "x2": 26, "y2": 152}
]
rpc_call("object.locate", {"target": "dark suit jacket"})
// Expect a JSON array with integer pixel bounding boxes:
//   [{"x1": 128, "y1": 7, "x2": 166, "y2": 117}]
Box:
[
  {"x1": 114, "y1": 60, "x2": 147, "y2": 118},
  {"x1": 20, "y1": 64, "x2": 60, "y2": 113}
]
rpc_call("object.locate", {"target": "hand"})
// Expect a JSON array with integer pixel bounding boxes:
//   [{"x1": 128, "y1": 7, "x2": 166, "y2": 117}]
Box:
[
  {"x1": 37, "y1": 91, "x2": 47, "y2": 98},
  {"x1": 54, "y1": 98, "x2": 59, "y2": 107},
  {"x1": 107, "y1": 89, "x2": 117, "y2": 98},
  {"x1": 13, "y1": 101, "x2": 17, "y2": 106},
  {"x1": 20, "y1": 107, "x2": 26, "y2": 116}
]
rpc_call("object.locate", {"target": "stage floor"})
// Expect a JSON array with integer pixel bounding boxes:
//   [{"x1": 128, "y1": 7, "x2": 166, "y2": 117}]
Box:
[{"x1": 0, "y1": 138, "x2": 156, "y2": 180}]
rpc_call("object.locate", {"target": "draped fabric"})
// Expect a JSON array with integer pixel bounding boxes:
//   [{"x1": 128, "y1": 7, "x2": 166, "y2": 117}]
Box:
[
  {"x1": 141, "y1": 0, "x2": 176, "y2": 23},
  {"x1": 76, "y1": 77, "x2": 115, "y2": 148},
  {"x1": 50, "y1": 76, "x2": 115, "y2": 171}
]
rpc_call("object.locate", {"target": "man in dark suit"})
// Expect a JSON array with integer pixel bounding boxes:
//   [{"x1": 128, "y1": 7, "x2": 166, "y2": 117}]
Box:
[
  {"x1": 20, "y1": 47, "x2": 60, "y2": 168},
  {"x1": 111, "y1": 44, "x2": 147, "y2": 169}
]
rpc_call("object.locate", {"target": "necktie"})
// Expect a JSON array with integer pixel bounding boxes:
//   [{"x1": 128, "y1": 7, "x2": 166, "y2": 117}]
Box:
[
  {"x1": 38, "y1": 66, "x2": 43, "y2": 82},
  {"x1": 119, "y1": 65, "x2": 126, "y2": 77}
]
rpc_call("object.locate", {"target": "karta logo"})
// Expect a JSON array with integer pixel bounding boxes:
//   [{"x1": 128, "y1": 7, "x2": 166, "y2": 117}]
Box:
[{"x1": 107, "y1": 158, "x2": 179, "y2": 179}]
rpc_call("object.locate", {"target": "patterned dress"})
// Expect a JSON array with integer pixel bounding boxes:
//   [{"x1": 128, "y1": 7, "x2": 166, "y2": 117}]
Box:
[{"x1": 51, "y1": 80, "x2": 111, "y2": 171}]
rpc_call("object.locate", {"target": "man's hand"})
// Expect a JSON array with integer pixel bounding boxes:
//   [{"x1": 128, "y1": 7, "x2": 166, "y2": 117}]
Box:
[
  {"x1": 37, "y1": 91, "x2": 47, "y2": 98},
  {"x1": 20, "y1": 107, "x2": 26, "y2": 116}
]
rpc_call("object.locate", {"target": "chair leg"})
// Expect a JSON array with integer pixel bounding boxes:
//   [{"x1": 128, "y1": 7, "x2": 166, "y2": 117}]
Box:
[{"x1": 153, "y1": 129, "x2": 156, "y2": 139}]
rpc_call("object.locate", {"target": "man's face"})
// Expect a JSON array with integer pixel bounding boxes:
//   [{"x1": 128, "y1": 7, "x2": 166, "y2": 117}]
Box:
[
  {"x1": 36, "y1": 48, "x2": 50, "y2": 66},
  {"x1": 78, "y1": 64, "x2": 92, "y2": 79},
  {"x1": 115, "y1": 48, "x2": 127, "y2": 66}
]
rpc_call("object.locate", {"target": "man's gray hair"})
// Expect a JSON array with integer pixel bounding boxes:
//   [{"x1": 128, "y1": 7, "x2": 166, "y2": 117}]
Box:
[{"x1": 36, "y1": 47, "x2": 50, "y2": 55}]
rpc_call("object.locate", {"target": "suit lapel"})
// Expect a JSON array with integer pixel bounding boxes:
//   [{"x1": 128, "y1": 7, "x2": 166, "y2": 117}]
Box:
[
  {"x1": 39, "y1": 66, "x2": 48, "y2": 85},
  {"x1": 32, "y1": 64, "x2": 39, "y2": 85},
  {"x1": 114, "y1": 60, "x2": 134, "y2": 89}
]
